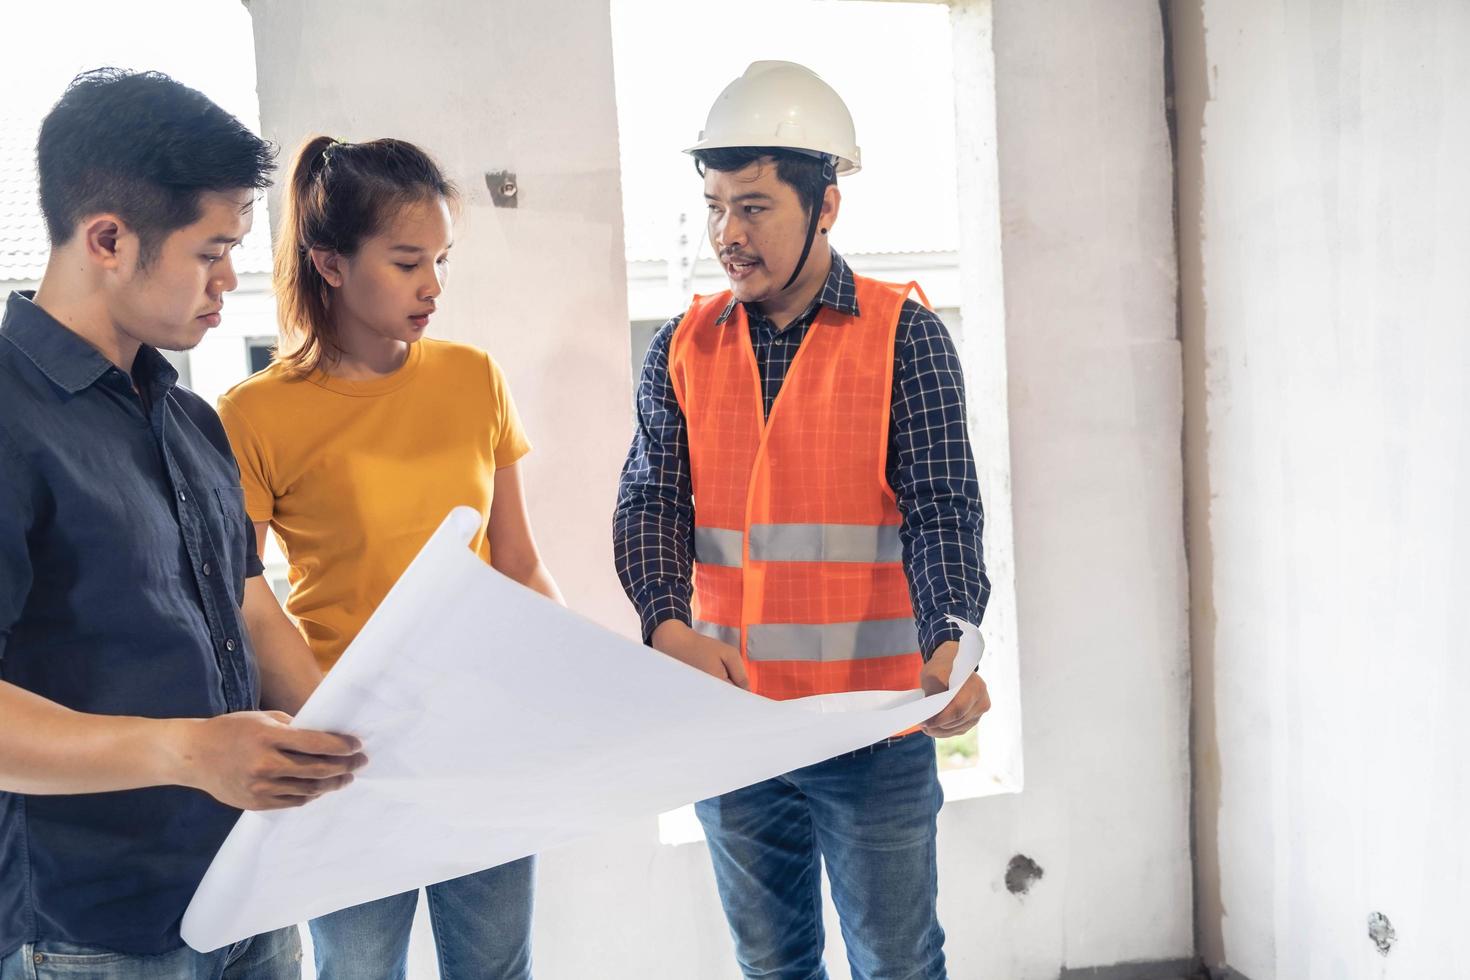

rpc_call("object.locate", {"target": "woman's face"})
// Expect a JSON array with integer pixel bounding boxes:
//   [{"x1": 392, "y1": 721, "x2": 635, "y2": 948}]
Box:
[{"x1": 328, "y1": 195, "x2": 454, "y2": 346}]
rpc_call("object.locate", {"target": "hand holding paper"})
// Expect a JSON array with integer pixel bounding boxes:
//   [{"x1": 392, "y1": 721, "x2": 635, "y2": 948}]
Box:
[
  {"x1": 182, "y1": 507, "x2": 983, "y2": 951},
  {"x1": 920, "y1": 640, "x2": 992, "y2": 738}
]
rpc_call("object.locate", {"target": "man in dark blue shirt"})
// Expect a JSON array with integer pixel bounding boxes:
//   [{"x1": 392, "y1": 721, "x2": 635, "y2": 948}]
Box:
[{"x1": 0, "y1": 71, "x2": 365, "y2": 978}]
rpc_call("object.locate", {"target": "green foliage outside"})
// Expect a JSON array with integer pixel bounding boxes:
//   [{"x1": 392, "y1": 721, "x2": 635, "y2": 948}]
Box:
[{"x1": 936, "y1": 729, "x2": 978, "y2": 771}]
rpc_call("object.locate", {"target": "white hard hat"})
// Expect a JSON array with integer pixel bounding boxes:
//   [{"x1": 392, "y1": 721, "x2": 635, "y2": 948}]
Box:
[{"x1": 685, "y1": 61, "x2": 861, "y2": 176}]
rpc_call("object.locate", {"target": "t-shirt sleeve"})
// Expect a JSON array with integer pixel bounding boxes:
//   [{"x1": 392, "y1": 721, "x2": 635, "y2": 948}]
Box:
[
  {"x1": 216, "y1": 393, "x2": 276, "y2": 524},
  {"x1": 485, "y1": 353, "x2": 532, "y2": 468}
]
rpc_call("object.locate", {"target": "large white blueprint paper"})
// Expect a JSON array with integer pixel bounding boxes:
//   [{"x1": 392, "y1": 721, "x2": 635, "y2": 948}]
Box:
[{"x1": 182, "y1": 507, "x2": 983, "y2": 951}]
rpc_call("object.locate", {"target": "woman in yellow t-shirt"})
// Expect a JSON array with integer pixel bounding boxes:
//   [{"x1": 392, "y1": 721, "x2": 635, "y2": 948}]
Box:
[{"x1": 218, "y1": 136, "x2": 559, "y2": 980}]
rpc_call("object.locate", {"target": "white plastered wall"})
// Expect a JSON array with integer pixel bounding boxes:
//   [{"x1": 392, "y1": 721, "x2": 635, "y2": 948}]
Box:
[
  {"x1": 248, "y1": 0, "x2": 1195, "y2": 976},
  {"x1": 1175, "y1": 2, "x2": 1470, "y2": 978},
  {"x1": 956, "y1": 1, "x2": 1195, "y2": 975}
]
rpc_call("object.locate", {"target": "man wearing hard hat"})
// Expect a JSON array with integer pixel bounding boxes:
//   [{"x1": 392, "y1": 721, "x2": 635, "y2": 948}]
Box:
[{"x1": 614, "y1": 61, "x2": 990, "y2": 978}]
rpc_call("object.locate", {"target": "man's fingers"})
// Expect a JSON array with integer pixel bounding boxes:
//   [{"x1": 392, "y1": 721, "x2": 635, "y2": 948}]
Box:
[
  {"x1": 925, "y1": 678, "x2": 989, "y2": 721},
  {"x1": 922, "y1": 712, "x2": 965, "y2": 736},
  {"x1": 274, "y1": 753, "x2": 367, "y2": 780},
  {"x1": 925, "y1": 698, "x2": 988, "y2": 737},
  {"x1": 929, "y1": 710, "x2": 978, "y2": 732},
  {"x1": 924, "y1": 694, "x2": 968, "y2": 727},
  {"x1": 923, "y1": 709, "x2": 953, "y2": 730},
  {"x1": 923, "y1": 681, "x2": 989, "y2": 735},
  {"x1": 924, "y1": 710, "x2": 979, "y2": 737},
  {"x1": 274, "y1": 727, "x2": 364, "y2": 758},
  {"x1": 724, "y1": 652, "x2": 750, "y2": 690},
  {"x1": 251, "y1": 773, "x2": 355, "y2": 808},
  {"x1": 272, "y1": 773, "x2": 355, "y2": 796}
]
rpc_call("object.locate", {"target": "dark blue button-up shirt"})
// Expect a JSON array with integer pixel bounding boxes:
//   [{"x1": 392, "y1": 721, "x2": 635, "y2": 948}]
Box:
[
  {"x1": 0, "y1": 292, "x2": 263, "y2": 956},
  {"x1": 614, "y1": 251, "x2": 989, "y2": 658}
]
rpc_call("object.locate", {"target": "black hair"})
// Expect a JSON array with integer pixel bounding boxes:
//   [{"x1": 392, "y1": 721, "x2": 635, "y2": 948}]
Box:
[
  {"x1": 36, "y1": 68, "x2": 274, "y2": 265},
  {"x1": 275, "y1": 136, "x2": 458, "y2": 376},
  {"x1": 691, "y1": 146, "x2": 834, "y2": 219}
]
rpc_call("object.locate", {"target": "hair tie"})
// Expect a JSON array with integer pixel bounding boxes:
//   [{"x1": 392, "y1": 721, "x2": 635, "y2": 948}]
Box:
[{"x1": 320, "y1": 140, "x2": 343, "y2": 172}]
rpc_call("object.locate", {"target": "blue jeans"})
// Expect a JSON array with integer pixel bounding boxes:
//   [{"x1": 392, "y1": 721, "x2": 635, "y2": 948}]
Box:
[
  {"x1": 0, "y1": 928, "x2": 300, "y2": 980},
  {"x1": 309, "y1": 857, "x2": 535, "y2": 980},
  {"x1": 696, "y1": 732, "x2": 946, "y2": 980}
]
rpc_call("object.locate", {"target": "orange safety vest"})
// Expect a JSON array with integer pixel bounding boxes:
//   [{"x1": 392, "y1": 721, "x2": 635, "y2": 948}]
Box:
[{"x1": 669, "y1": 273, "x2": 929, "y2": 701}]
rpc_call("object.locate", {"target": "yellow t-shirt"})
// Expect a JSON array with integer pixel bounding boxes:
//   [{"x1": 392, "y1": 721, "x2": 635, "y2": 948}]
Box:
[{"x1": 218, "y1": 338, "x2": 530, "y2": 671}]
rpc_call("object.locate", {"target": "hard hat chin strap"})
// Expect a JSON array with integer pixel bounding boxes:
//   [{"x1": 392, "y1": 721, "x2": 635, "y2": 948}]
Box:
[
  {"x1": 779, "y1": 155, "x2": 837, "y2": 292},
  {"x1": 780, "y1": 198, "x2": 824, "y2": 292}
]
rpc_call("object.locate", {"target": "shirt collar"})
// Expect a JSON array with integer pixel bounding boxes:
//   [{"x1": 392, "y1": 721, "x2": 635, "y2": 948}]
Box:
[
  {"x1": 134, "y1": 343, "x2": 180, "y2": 393},
  {"x1": 717, "y1": 248, "x2": 862, "y2": 326},
  {"x1": 0, "y1": 290, "x2": 177, "y2": 396}
]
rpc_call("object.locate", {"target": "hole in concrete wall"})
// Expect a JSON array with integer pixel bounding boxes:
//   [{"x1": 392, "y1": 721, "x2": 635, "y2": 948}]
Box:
[
  {"x1": 1005, "y1": 854, "x2": 1044, "y2": 895},
  {"x1": 1367, "y1": 912, "x2": 1396, "y2": 956}
]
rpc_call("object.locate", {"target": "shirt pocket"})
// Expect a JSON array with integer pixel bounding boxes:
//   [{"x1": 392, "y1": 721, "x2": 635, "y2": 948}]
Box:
[{"x1": 209, "y1": 485, "x2": 250, "y2": 606}]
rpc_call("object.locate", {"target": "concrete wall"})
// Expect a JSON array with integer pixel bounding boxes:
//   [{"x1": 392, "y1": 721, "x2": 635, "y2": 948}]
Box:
[
  {"x1": 249, "y1": 1, "x2": 1193, "y2": 976},
  {"x1": 1174, "y1": 2, "x2": 1470, "y2": 977},
  {"x1": 963, "y1": 2, "x2": 1195, "y2": 975}
]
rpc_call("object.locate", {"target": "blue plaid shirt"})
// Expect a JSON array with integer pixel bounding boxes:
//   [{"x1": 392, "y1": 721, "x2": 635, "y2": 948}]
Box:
[{"x1": 614, "y1": 251, "x2": 989, "y2": 658}]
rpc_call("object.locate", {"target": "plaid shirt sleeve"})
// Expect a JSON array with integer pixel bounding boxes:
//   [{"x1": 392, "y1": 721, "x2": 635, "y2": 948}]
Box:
[
  {"x1": 888, "y1": 300, "x2": 991, "y2": 658},
  {"x1": 613, "y1": 315, "x2": 696, "y2": 643}
]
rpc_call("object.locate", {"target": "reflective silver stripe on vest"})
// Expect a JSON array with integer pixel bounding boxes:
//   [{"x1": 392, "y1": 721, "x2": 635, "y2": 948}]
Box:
[
  {"x1": 744, "y1": 618, "x2": 920, "y2": 663},
  {"x1": 747, "y1": 523, "x2": 904, "y2": 564},
  {"x1": 692, "y1": 620, "x2": 741, "y2": 648},
  {"x1": 694, "y1": 527, "x2": 744, "y2": 568}
]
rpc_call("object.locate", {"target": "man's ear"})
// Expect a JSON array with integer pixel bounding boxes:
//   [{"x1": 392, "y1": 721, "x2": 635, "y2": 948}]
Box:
[
  {"x1": 80, "y1": 214, "x2": 131, "y2": 270},
  {"x1": 818, "y1": 184, "x2": 842, "y2": 235},
  {"x1": 310, "y1": 247, "x2": 346, "y2": 288}
]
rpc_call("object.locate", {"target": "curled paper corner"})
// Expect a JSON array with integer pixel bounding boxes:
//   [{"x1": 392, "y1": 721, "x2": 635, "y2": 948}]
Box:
[
  {"x1": 442, "y1": 506, "x2": 484, "y2": 548},
  {"x1": 942, "y1": 616, "x2": 986, "y2": 689}
]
